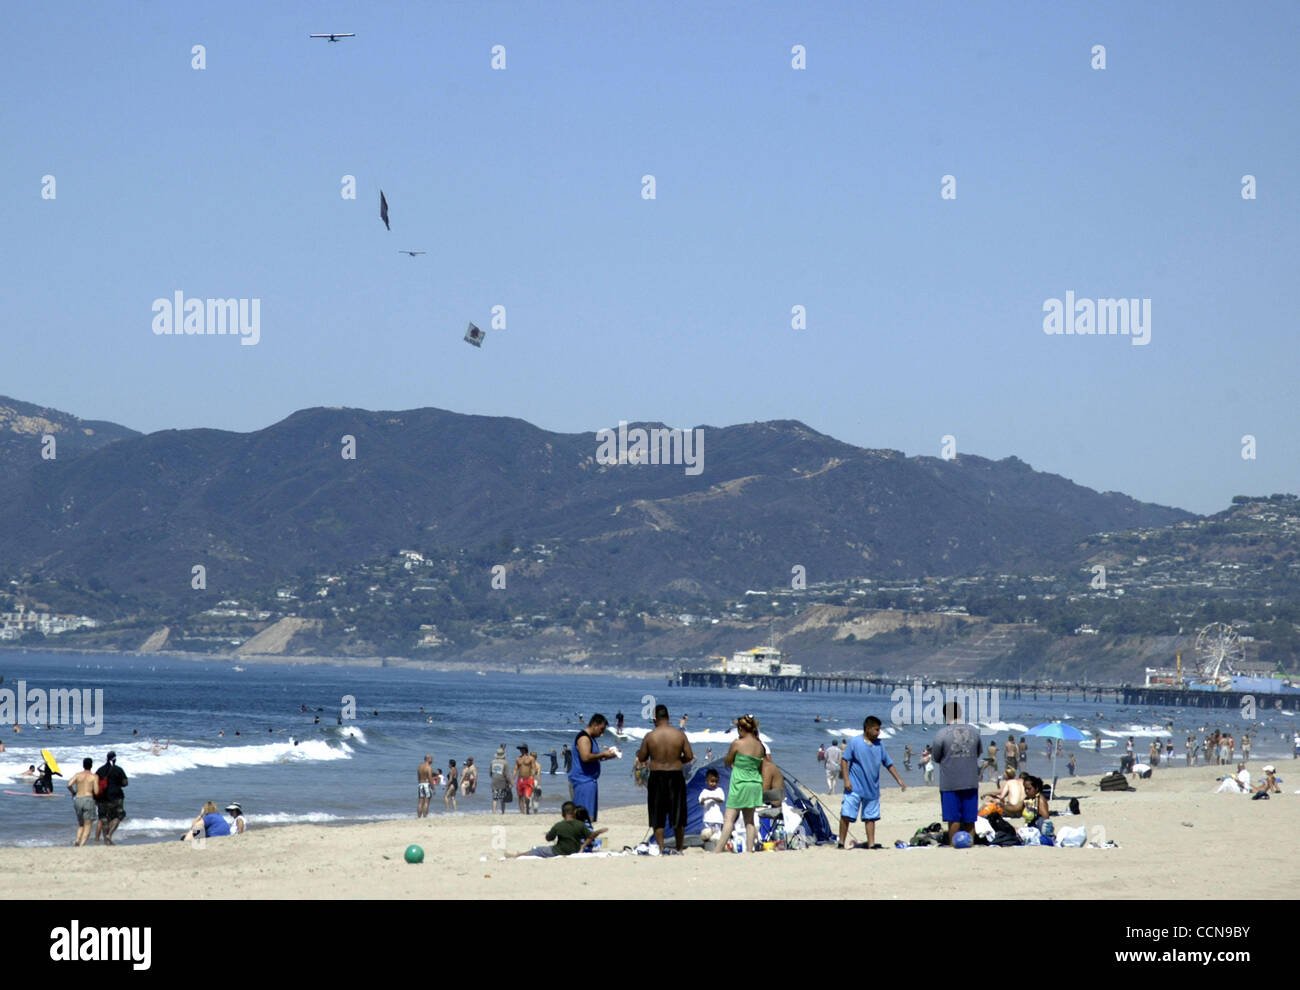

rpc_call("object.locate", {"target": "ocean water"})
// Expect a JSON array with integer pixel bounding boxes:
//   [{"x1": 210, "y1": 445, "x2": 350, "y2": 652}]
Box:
[{"x1": 1, "y1": 652, "x2": 1295, "y2": 847}]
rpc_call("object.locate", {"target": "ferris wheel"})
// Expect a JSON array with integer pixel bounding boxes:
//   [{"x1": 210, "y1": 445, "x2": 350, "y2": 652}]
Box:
[{"x1": 1195, "y1": 622, "x2": 1243, "y2": 683}]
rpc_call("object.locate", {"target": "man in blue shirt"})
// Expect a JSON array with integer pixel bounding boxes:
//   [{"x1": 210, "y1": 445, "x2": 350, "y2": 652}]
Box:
[{"x1": 838, "y1": 715, "x2": 907, "y2": 849}]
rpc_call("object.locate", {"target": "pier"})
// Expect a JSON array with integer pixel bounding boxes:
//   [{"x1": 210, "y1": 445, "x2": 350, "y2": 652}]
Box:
[{"x1": 673, "y1": 670, "x2": 1298, "y2": 710}]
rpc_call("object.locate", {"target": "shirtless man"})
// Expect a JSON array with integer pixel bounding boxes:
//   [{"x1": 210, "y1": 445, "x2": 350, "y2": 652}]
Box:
[
  {"x1": 417, "y1": 755, "x2": 435, "y2": 818},
  {"x1": 526, "y1": 752, "x2": 543, "y2": 813},
  {"x1": 516, "y1": 745, "x2": 537, "y2": 815},
  {"x1": 981, "y1": 768, "x2": 1025, "y2": 817},
  {"x1": 1003, "y1": 737, "x2": 1018, "y2": 773},
  {"x1": 635, "y1": 704, "x2": 696, "y2": 852},
  {"x1": 979, "y1": 741, "x2": 999, "y2": 781},
  {"x1": 760, "y1": 754, "x2": 784, "y2": 806},
  {"x1": 67, "y1": 758, "x2": 99, "y2": 847}
]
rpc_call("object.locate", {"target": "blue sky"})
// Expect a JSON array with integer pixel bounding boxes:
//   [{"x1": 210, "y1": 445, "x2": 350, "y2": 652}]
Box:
[{"x1": 2, "y1": 0, "x2": 1296, "y2": 515}]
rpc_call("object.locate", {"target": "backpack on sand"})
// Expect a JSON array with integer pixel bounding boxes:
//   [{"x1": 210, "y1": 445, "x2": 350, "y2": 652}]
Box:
[{"x1": 1099, "y1": 772, "x2": 1133, "y2": 792}]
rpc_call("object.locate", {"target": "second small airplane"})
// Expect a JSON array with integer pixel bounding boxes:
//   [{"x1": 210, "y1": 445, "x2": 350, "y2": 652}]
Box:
[{"x1": 309, "y1": 33, "x2": 355, "y2": 43}]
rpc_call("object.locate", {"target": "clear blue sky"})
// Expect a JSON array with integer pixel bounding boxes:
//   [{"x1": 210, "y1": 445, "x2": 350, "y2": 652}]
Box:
[{"x1": 2, "y1": 1, "x2": 1296, "y2": 515}]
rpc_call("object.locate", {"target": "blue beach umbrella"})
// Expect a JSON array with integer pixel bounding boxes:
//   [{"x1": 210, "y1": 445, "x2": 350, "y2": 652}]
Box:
[{"x1": 1025, "y1": 722, "x2": 1086, "y2": 800}]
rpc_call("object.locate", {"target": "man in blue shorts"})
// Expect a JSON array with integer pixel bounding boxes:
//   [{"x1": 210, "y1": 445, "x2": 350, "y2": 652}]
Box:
[
  {"x1": 838, "y1": 715, "x2": 906, "y2": 849},
  {"x1": 931, "y1": 702, "x2": 982, "y2": 845}
]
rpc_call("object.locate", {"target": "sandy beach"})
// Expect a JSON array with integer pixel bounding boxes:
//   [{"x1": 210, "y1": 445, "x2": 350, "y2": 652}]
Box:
[{"x1": 3, "y1": 764, "x2": 1295, "y2": 899}]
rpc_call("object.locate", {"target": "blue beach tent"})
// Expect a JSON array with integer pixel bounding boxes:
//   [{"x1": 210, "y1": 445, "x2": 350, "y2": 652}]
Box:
[{"x1": 663, "y1": 760, "x2": 834, "y2": 844}]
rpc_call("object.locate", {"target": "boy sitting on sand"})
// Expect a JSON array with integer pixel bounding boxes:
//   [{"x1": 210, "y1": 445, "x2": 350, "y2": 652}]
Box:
[{"x1": 507, "y1": 801, "x2": 606, "y2": 858}]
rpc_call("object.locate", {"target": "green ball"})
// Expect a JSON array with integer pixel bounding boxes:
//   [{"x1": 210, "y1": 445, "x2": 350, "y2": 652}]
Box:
[{"x1": 404, "y1": 844, "x2": 424, "y2": 864}]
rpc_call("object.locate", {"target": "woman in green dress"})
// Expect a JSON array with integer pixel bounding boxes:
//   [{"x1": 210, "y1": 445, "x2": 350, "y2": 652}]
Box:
[{"x1": 713, "y1": 714, "x2": 766, "y2": 853}]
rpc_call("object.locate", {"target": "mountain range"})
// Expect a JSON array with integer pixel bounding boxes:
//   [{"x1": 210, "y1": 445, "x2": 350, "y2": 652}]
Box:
[{"x1": 0, "y1": 396, "x2": 1195, "y2": 607}]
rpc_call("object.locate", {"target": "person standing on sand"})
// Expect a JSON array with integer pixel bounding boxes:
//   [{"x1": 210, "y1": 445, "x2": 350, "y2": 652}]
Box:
[
  {"x1": 837, "y1": 715, "x2": 905, "y2": 850},
  {"x1": 712, "y1": 715, "x2": 765, "y2": 853},
  {"x1": 636, "y1": 704, "x2": 695, "y2": 853},
  {"x1": 528, "y1": 751, "x2": 543, "y2": 813},
  {"x1": 67, "y1": 758, "x2": 99, "y2": 847},
  {"x1": 931, "y1": 702, "x2": 982, "y2": 846},
  {"x1": 569, "y1": 715, "x2": 617, "y2": 823},
  {"x1": 1004, "y1": 737, "x2": 1018, "y2": 773},
  {"x1": 490, "y1": 747, "x2": 512, "y2": 814},
  {"x1": 1018, "y1": 737, "x2": 1028, "y2": 770},
  {"x1": 979, "y1": 742, "x2": 998, "y2": 781},
  {"x1": 1067, "y1": 753, "x2": 1077, "y2": 777},
  {"x1": 417, "y1": 755, "x2": 435, "y2": 818},
  {"x1": 517, "y1": 745, "x2": 537, "y2": 815},
  {"x1": 904, "y1": 744, "x2": 914, "y2": 772},
  {"x1": 95, "y1": 751, "x2": 127, "y2": 845}
]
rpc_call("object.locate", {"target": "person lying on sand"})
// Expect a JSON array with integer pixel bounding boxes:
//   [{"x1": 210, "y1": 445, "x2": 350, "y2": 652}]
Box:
[
  {"x1": 506, "y1": 801, "x2": 605, "y2": 858},
  {"x1": 1215, "y1": 763, "x2": 1251, "y2": 793}
]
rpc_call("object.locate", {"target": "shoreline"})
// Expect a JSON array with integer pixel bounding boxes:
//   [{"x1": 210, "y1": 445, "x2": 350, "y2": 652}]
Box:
[
  {"x1": 0, "y1": 645, "x2": 669, "y2": 678},
  {"x1": 2, "y1": 764, "x2": 1294, "y2": 899}
]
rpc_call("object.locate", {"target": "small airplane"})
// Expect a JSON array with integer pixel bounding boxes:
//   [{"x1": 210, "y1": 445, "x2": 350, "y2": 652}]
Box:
[
  {"x1": 309, "y1": 33, "x2": 355, "y2": 43},
  {"x1": 398, "y1": 250, "x2": 425, "y2": 257},
  {"x1": 379, "y1": 190, "x2": 389, "y2": 230}
]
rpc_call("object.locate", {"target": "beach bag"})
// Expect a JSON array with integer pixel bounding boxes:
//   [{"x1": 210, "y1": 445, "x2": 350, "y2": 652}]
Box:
[
  {"x1": 1057, "y1": 825, "x2": 1086, "y2": 847},
  {"x1": 1017, "y1": 826, "x2": 1041, "y2": 846},
  {"x1": 985, "y1": 812, "x2": 1020, "y2": 847},
  {"x1": 909, "y1": 822, "x2": 944, "y2": 847},
  {"x1": 1099, "y1": 772, "x2": 1131, "y2": 792}
]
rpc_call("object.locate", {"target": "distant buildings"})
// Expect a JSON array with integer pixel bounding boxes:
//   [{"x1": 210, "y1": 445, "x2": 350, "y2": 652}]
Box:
[{"x1": 0, "y1": 604, "x2": 99, "y2": 640}]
